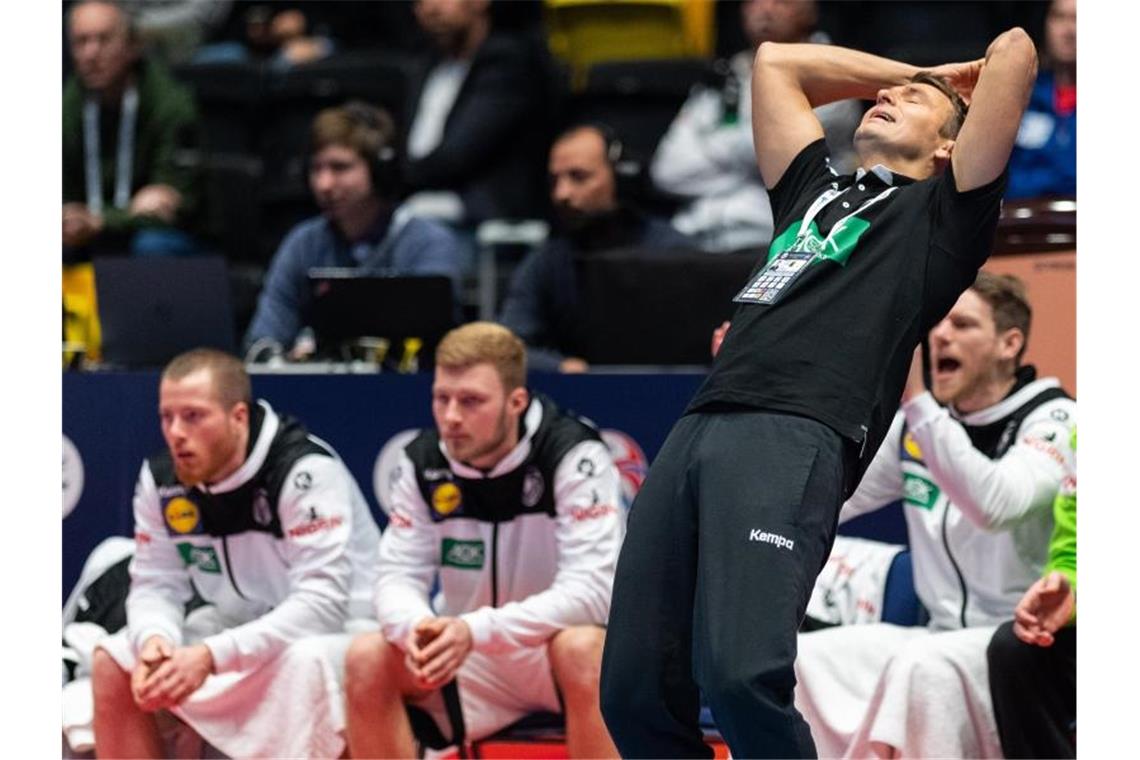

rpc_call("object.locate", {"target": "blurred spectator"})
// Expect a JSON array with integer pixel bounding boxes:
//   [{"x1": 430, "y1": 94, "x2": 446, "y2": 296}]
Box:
[
  {"x1": 191, "y1": 2, "x2": 335, "y2": 68},
  {"x1": 63, "y1": 0, "x2": 203, "y2": 260},
  {"x1": 650, "y1": 0, "x2": 861, "y2": 252},
  {"x1": 400, "y1": 0, "x2": 550, "y2": 225},
  {"x1": 987, "y1": 427, "x2": 1077, "y2": 759},
  {"x1": 794, "y1": 273, "x2": 1076, "y2": 757},
  {"x1": 244, "y1": 102, "x2": 465, "y2": 360},
  {"x1": 120, "y1": 0, "x2": 233, "y2": 65},
  {"x1": 1006, "y1": 0, "x2": 1076, "y2": 199},
  {"x1": 498, "y1": 125, "x2": 691, "y2": 373}
]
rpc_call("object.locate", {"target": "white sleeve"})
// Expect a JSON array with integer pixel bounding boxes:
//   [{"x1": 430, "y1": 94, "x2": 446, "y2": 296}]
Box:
[
  {"x1": 903, "y1": 392, "x2": 1077, "y2": 531},
  {"x1": 650, "y1": 87, "x2": 759, "y2": 196},
  {"x1": 202, "y1": 454, "x2": 354, "y2": 673},
  {"x1": 839, "y1": 414, "x2": 905, "y2": 524},
  {"x1": 373, "y1": 452, "x2": 438, "y2": 648},
  {"x1": 461, "y1": 440, "x2": 624, "y2": 654},
  {"x1": 127, "y1": 462, "x2": 195, "y2": 653}
]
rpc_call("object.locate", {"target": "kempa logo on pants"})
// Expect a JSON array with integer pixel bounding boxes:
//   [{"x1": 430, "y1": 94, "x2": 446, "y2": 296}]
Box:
[{"x1": 750, "y1": 529, "x2": 795, "y2": 551}]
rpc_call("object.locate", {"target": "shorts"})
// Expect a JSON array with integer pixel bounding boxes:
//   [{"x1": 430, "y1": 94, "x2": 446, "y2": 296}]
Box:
[{"x1": 409, "y1": 644, "x2": 562, "y2": 745}]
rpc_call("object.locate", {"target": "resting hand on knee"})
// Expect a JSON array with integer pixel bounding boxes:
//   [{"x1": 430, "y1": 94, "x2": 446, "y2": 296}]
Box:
[{"x1": 132, "y1": 637, "x2": 214, "y2": 712}]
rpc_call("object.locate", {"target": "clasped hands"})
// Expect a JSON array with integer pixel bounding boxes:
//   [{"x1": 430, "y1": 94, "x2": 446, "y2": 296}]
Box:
[{"x1": 130, "y1": 636, "x2": 214, "y2": 712}]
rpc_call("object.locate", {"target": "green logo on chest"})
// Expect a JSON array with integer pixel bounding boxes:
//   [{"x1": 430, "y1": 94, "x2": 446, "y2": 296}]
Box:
[
  {"x1": 441, "y1": 538, "x2": 485, "y2": 569},
  {"x1": 768, "y1": 217, "x2": 871, "y2": 266},
  {"x1": 902, "y1": 474, "x2": 941, "y2": 510},
  {"x1": 176, "y1": 542, "x2": 221, "y2": 573}
]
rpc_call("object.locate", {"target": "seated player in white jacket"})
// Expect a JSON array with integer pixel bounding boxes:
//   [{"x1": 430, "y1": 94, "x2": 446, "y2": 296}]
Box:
[
  {"x1": 344, "y1": 322, "x2": 624, "y2": 758},
  {"x1": 794, "y1": 272, "x2": 1076, "y2": 758},
  {"x1": 90, "y1": 348, "x2": 381, "y2": 759}
]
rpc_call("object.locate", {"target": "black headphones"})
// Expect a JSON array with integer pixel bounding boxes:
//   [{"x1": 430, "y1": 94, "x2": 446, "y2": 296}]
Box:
[
  {"x1": 585, "y1": 121, "x2": 643, "y2": 203},
  {"x1": 339, "y1": 100, "x2": 401, "y2": 199}
]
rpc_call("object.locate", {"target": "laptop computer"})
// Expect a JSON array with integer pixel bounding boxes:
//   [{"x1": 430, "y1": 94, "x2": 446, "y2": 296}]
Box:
[
  {"x1": 574, "y1": 246, "x2": 759, "y2": 366},
  {"x1": 94, "y1": 256, "x2": 237, "y2": 368},
  {"x1": 307, "y1": 269, "x2": 457, "y2": 367}
]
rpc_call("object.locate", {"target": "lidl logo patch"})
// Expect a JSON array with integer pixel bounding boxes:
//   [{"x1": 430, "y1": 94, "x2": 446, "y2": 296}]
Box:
[
  {"x1": 432, "y1": 482, "x2": 463, "y2": 516},
  {"x1": 165, "y1": 497, "x2": 200, "y2": 534},
  {"x1": 903, "y1": 432, "x2": 924, "y2": 462},
  {"x1": 441, "y1": 538, "x2": 484, "y2": 569}
]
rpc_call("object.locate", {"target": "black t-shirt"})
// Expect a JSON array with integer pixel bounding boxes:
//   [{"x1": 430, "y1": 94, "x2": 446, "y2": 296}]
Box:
[{"x1": 687, "y1": 139, "x2": 1007, "y2": 474}]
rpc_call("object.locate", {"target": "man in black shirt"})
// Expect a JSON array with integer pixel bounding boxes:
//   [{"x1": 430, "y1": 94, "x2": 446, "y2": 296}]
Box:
[{"x1": 600, "y1": 29, "x2": 1039, "y2": 759}]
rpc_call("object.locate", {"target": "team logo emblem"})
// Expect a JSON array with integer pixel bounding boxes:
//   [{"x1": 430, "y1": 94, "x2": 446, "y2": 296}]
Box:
[
  {"x1": 522, "y1": 466, "x2": 545, "y2": 508},
  {"x1": 253, "y1": 488, "x2": 273, "y2": 527},
  {"x1": 601, "y1": 429, "x2": 648, "y2": 512},
  {"x1": 577, "y1": 457, "x2": 596, "y2": 477},
  {"x1": 293, "y1": 471, "x2": 313, "y2": 491},
  {"x1": 432, "y1": 482, "x2": 463, "y2": 515},
  {"x1": 164, "y1": 497, "x2": 200, "y2": 534},
  {"x1": 63, "y1": 435, "x2": 84, "y2": 519},
  {"x1": 1051, "y1": 408, "x2": 1069, "y2": 422},
  {"x1": 903, "y1": 431, "x2": 924, "y2": 461}
]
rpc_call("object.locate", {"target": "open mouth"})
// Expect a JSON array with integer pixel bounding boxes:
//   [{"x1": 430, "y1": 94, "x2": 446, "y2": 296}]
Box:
[
  {"x1": 870, "y1": 111, "x2": 895, "y2": 124},
  {"x1": 934, "y1": 358, "x2": 961, "y2": 375}
]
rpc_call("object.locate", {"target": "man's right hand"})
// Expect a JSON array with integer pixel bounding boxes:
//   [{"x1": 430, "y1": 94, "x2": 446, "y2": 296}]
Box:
[
  {"x1": 63, "y1": 203, "x2": 103, "y2": 248},
  {"x1": 130, "y1": 635, "x2": 173, "y2": 711},
  {"x1": 404, "y1": 616, "x2": 473, "y2": 690},
  {"x1": 711, "y1": 321, "x2": 731, "y2": 358}
]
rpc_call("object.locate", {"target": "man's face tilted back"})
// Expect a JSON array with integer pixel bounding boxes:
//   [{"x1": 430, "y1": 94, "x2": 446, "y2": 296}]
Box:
[
  {"x1": 432, "y1": 361, "x2": 528, "y2": 470},
  {"x1": 159, "y1": 368, "x2": 249, "y2": 486},
  {"x1": 928, "y1": 289, "x2": 1023, "y2": 408},
  {"x1": 68, "y1": 1, "x2": 137, "y2": 94},
  {"x1": 548, "y1": 128, "x2": 619, "y2": 232},
  {"x1": 853, "y1": 82, "x2": 957, "y2": 175}
]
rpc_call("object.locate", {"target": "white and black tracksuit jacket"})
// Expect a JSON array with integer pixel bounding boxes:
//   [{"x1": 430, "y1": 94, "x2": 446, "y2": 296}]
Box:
[
  {"x1": 841, "y1": 370, "x2": 1076, "y2": 630},
  {"x1": 128, "y1": 400, "x2": 381, "y2": 673},
  {"x1": 376, "y1": 393, "x2": 625, "y2": 653}
]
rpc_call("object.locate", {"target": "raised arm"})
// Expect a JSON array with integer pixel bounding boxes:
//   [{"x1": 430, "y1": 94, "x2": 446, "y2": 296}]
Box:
[
  {"x1": 751, "y1": 42, "x2": 919, "y2": 188},
  {"x1": 941, "y1": 28, "x2": 1038, "y2": 191}
]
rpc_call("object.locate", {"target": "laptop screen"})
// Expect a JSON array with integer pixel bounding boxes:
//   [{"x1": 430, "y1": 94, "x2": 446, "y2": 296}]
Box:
[
  {"x1": 307, "y1": 269, "x2": 457, "y2": 366},
  {"x1": 94, "y1": 256, "x2": 237, "y2": 368}
]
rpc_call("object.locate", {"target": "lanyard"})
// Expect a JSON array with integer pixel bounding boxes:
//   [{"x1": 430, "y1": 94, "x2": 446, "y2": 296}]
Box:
[
  {"x1": 83, "y1": 84, "x2": 138, "y2": 216},
  {"x1": 791, "y1": 182, "x2": 898, "y2": 254}
]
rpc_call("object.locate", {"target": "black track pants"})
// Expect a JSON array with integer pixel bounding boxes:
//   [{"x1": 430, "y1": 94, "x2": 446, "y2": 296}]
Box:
[
  {"x1": 987, "y1": 621, "x2": 1076, "y2": 758},
  {"x1": 600, "y1": 411, "x2": 851, "y2": 758}
]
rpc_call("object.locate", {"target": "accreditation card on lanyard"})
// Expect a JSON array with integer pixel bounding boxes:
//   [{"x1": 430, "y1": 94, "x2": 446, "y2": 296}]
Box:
[{"x1": 734, "y1": 183, "x2": 896, "y2": 305}]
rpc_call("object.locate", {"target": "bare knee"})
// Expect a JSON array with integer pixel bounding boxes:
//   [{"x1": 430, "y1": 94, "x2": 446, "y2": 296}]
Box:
[
  {"x1": 549, "y1": 626, "x2": 605, "y2": 700},
  {"x1": 345, "y1": 632, "x2": 407, "y2": 705},
  {"x1": 91, "y1": 647, "x2": 133, "y2": 708}
]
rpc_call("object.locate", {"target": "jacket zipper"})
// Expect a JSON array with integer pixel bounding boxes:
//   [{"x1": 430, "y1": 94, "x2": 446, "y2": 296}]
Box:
[
  {"x1": 940, "y1": 505, "x2": 968, "y2": 627},
  {"x1": 490, "y1": 522, "x2": 499, "y2": 608},
  {"x1": 203, "y1": 485, "x2": 248, "y2": 601}
]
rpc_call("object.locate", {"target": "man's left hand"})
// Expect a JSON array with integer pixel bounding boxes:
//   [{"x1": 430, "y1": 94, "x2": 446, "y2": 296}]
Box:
[
  {"x1": 134, "y1": 643, "x2": 214, "y2": 710},
  {"x1": 901, "y1": 346, "x2": 927, "y2": 404},
  {"x1": 407, "y1": 617, "x2": 473, "y2": 690}
]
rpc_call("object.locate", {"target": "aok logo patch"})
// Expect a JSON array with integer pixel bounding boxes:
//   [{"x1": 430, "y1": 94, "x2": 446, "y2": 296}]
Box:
[
  {"x1": 432, "y1": 482, "x2": 463, "y2": 516},
  {"x1": 164, "y1": 497, "x2": 200, "y2": 534},
  {"x1": 177, "y1": 542, "x2": 221, "y2": 573},
  {"x1": 441, "y1": 538, "x2": 485, "y2": 569},
  {"x1": 902, "y1": 473, "x2": 940, "y2": 510}
]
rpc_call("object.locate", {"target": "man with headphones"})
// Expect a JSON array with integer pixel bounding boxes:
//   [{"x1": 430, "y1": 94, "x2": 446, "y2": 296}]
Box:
[
  {"x1": 243, "y1": 101, "x2": 465, "y2": 360},
  {"x1": 498, "y1": 123, "x2": 691, "y2": 373}
]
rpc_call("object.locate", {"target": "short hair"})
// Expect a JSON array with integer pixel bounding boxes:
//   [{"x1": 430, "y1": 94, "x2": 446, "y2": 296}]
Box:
[
  {"x1": 162, "y1": 348, "x2": 252, "y2": 410},
  {"x1": 435, "y1": 322, "x2": 527, "y2": 391},
  {"x1": 970, "y1": 272, "x2": 1032, "y2": 363},
  {"x1": 910, "y1": 72, "x2": 968, "y2": 139},
  {"x1": 66, "y1": 0, "x2": 138, "y2": 42},
  {"x1": 311, "y1": 100, "x2": 396, "y2": 163}
]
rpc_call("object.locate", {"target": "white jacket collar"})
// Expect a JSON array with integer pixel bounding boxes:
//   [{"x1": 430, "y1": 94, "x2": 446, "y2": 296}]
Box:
[
  {"x1": 951, "y1": 377, "x2": 1062, "y2": 427},
  {"x1": 441, "y1": 395, "x2": 544, "y2": 479},
  {"x1": 207, "y1": 400, "x2": 279, "y2": 493}
]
